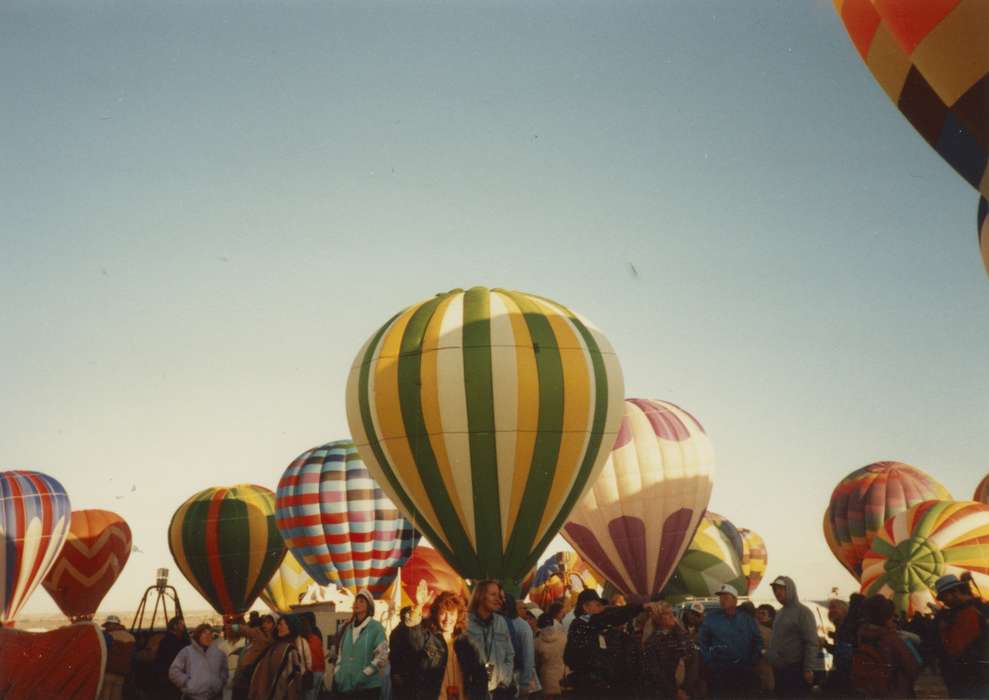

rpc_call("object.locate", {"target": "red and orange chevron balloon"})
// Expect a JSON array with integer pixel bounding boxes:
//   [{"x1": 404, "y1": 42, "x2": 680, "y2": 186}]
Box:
[{"x1": 42, "y1": 510, "x2": 131, "y2": 622}]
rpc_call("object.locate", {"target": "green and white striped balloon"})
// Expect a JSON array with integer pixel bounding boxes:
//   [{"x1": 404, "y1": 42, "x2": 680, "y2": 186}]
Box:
[{"x1": 346, "y1": 287, "x2": 624, "y2": 587}]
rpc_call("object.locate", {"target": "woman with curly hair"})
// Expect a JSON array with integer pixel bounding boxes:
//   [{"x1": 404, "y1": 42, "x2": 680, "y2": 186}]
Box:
[{"x1": 395, "y1": 581, "x2": 491, "y2": 700}]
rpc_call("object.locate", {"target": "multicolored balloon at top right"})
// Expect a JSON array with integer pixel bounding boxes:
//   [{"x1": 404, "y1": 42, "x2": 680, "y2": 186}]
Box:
[{"x1": 834, "y1": 0, "x2": 988, "y2": 198}]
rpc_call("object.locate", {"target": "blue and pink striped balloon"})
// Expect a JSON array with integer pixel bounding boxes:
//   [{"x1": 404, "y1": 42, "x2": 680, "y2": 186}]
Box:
[
  {"x1": 275, "y1": 440, "x2": 420, "y2": 597},
  {"x1": 1, "y1": 470, "x2": 72, "y2": 625}
]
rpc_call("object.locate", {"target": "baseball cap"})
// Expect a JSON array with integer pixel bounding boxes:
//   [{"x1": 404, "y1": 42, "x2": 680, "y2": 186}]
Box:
[
  {"x1": 689, "y1": 602, "x2": 706, "y2": 614},
  {"x1": 716, "y1": 584, "x2": 738, "y2": 598},
  {"x1": 770, "y1": 576, "x2": 788, "y2": 588},
  {"x1": 104, "y1": 614, "x2": 121, "y2": 626},
  {"x1": 935, "y1": 574, "x2": 966, "y2": 599}
]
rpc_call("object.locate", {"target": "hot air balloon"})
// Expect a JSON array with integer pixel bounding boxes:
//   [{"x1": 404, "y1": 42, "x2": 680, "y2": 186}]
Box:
[
  {"x1": 41, "y1": 510, "x2": 131, "y2": 622},
  {"x1": 523, "y1": 551, "x2": 601, "y2": 609},
  {"x1": 169, "y1": 484, "x2": 285, "y2": 621},
  {"x1": 834, "y1": 0, "x2": 988, "y2": 198},
  {"x1": 861, "y1": 500, "x2": 989, "y2": 616},
  {"x1": 826, "y1": 461, "x2": 951, "y2": 579},
  {"x1": 385, "y1": 545, "x2": 469, "y2": 609},
  {"x1": 738, "y1": 528, "x2": 768, "y2": 595},
  {"x1": 1, "y1": 470, "x2": 72, "y2": 626},
  {"x1": 823, "y1": 507, "x2": 858, "y2": 580},
  {"x1": 276, "y1": 440, "x2": 420, "y2": 597},
  {"x1": 975, "y1": 473, "x2": 989, "y2": 504},
  {"x1": 345, "y1": 287, "x2": 625, "y2": 590},
  {"x1": 260, "y1": 551, "x2": 318, "y2": 614},
  {"x1": 659, "y1": 512, "x2": 747, "y2": 603},
  {"x1": 979, "y1": 197, "x2": 988, "y2": 278},
  {"x1": 561, "y1": 399, "x2": 713, "y2": 599}
]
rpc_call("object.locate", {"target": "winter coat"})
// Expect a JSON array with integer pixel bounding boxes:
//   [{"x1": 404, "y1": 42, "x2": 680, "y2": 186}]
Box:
[
  {"x1": 534, "y1": 626, "x2": 567, "y2": 695},
  {"x1": 563, "y1": 603, "x2": 644, "y2": 692},
  {"x1": 334, "y1": 616, "x2": 388, "y2": 693},
  {"x1": 756, "y1": 623, "x2": 775, "y2": 692},
  {"x1": 467, "y1": 612, "x2": 515, "y2": 692},
  {"x1": 392, "y1": 622, "x2": 490, "y2": 700},
  {"x1": 168, "y1": 641, "x2": 229, "y2": 700},
  {"x1": 697, "y1": 607, "x2": 763, "y2": 670},
  {"x1": 764, "y1": 576, "x2": 819, "y2": 674},
  {"x1": 857, "y1": 623, "x2": 920, "y2": 699},
  {"x1": 247, "y1": 637, "x2": 304, "y2": 700},
  {"x1": 390, "y1": 621, "x2": 417, "y2": 699},
  {"x1": 640, "y1": 623, "x2": 696, "y2": 698}
]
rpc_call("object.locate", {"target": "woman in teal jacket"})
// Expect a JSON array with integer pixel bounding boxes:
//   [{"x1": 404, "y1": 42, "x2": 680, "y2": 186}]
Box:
[{"x1": 333, "y1": 588, "x2": 388, "y2": 699}]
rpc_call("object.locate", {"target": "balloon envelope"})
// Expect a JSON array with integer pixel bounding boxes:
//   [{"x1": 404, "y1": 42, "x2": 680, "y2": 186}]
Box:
[
  {"x1": 834, "y1": 0, "x2": 988, "y2": 198},
  {"x1": 861, "y1": 499, "x2": 989, "y2": 616},
  {"x1": 345, "y1": 287, "x2": 625, "y2": 587},
  {"x1": 1, "y1": 470, "x2": 72, "y2": 625},
  {"x1": 276, "y1": 440, "x2": 419, "y2": 597},
  {"x1": 42, "y1": 510, "x2": 131, "y2": 621},
  {"x1": 659, "y1": 511, "x2": 747, "y2": 602},
  {"x1": 975, "y1": 472, "x2": 989, "y2": 504},
  {"x1": 169, "y1": 484, "x2": 285, "y2": 620},
  {"x1": 562, "y1": 399, "x2": 713, "y2": 598},
  {"x1": 260, "y1": 551, "x2": 317, "y2": 614},
  {"x1": 738, "y1": 528, "x2": 768, "y2": 595},
  {"x1": 386, "y1": 545, "x2": 469, "y2": 609},
  {"x1": 826, "y1": 461, "x2": 951, "y2": 579},
  {"x1": 524, "y1": 551, "x2": 601, "y2": 609}
]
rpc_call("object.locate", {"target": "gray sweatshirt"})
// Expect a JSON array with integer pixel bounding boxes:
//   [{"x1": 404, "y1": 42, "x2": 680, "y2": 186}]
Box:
[{"x1": 764, "y1": 576, "x2": 819, "y2": 674}]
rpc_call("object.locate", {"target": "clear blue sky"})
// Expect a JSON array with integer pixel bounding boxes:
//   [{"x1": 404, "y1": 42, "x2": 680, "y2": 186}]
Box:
[{"x1": 4, "y1": 0, "x2": 986, "y2": 616}]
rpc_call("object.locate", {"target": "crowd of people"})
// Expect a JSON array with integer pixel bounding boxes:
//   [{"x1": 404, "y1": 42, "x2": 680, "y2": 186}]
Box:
[{"x1": 95, "y1": 573, "x2": 988, "y2": 700}]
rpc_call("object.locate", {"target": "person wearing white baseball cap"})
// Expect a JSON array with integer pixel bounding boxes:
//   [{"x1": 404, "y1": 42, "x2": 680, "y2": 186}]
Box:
[
  {"x1": 697, "y1": 583, "x2": 762, "y2": 697},
  {"x1": 765, "y1": 575, "x2": 818, "y2": 698}
]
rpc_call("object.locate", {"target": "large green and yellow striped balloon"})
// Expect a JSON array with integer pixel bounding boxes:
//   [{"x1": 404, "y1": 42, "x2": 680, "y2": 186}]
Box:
[
  {"x1": 345, "y1": 287, "x2": 624, "y2": 588},
  {"x1": 168, "y1": 484, "x2": 286, "y2": 621}
]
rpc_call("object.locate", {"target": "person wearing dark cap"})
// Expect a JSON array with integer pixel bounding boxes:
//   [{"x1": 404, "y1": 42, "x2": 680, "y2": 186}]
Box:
[
  {"x1": 765, "y1": 576, "x2": 818, "y2": 698},
  {"x1": 562, "y1": 589, "x2": 652, "y2": 697},
  {"x1": 935, "y1": 574, "x2": 989, "y2": 698},
  {"x1": 698, "y1": 584, "x2": 763, "y2": 698}
]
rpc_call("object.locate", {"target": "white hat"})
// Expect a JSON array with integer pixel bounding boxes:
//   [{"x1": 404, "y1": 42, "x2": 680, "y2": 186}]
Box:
[
  {"x1": 716, "y1": 584, "x2": 738, "y2": 598},
  {"x1": 689, "y1": 602, "x2": 706, "y2": 614},
  {"x1": 104, "y1": 614, "x2": 121, "y2": 626},
  {"x1": 770, "y1": 576, "x2": 788, "y2": 588}
]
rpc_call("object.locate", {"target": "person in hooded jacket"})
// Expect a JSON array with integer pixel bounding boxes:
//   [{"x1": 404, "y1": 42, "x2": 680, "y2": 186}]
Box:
[
  {"x1": 534, "y1": 613, "x2": 566, "y2": 700},
  {"x1": 169, "y1": 623, "x2": 229, "y2": 700},
  {"x1": 331, "y1": 588, "x2": 389, "y2": 699},
  {"x1": 855, "y1": 594, "x2": 919, "y2": 699},
  {"x1": 765, "y1": 576, "x2": 819, "y2": 698},
  {"x1": 394, "y1": 581, "x2": 490, "y2": 700}
]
